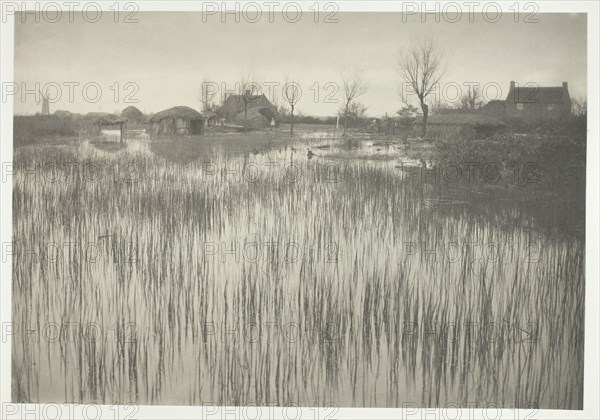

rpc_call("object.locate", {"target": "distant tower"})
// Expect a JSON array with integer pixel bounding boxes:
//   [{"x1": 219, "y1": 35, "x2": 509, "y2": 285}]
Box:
[{"x1": 39, "y1": 89, "x2": 49, "y2": 115}]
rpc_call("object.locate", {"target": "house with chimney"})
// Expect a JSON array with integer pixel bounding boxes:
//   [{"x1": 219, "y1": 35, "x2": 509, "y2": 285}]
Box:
[{"x1": 481, "y1": 81, "x2": 572, "y2": 122}]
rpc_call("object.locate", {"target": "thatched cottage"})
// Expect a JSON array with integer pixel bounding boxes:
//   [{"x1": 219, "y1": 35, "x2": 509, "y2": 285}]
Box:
[
  {"x1": 148, "y1": 106, "x2": 205, "y2": 136},
  {"x1": 481, "y1": 81, "x2": 572, "y2": 121},
  {"x1": 121, "y1": 106, "x2": 144, "y2": 123},
  {"x1": 217, "y1": 93, "x2": 279, "y2": 128}
]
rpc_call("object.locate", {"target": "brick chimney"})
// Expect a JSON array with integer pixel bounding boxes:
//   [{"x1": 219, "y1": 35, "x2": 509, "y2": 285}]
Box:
[
  {"x1": 562, "y1": 81, "x2": 568, "y2": 91},
  {"x1": 510, "y1": 81, "x2": 515, "y2": 89}
]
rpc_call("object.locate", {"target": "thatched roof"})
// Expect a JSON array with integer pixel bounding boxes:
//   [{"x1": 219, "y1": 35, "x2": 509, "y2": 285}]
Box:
[
  {"x1": 54, "y1": 110, "x2": 72, "y2": 118},
  {"x1": 217, "y1": 94, "x2": 278, "y2": 121},
  {"x1": 427, "y1": 114, "x2": 505, "y2": 127},
  {"x1": 506, "y1": 86, "x2": 568, "y2": 104},
  {"x1": 235, "y1": 106, "x2": 277, "y2": 122},
  {"x1": 149, "y1": 106, "x2": 203, "y2": 123},
  {"x1": 121, "y1": 106, "x2": 143, "y2": 121},
  {"x1": 95, "y1": 114, "x2": 127, "y2": 125}
]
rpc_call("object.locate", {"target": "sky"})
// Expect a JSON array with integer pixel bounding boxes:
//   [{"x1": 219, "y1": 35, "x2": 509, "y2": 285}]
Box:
[{"x1": 13, "y1": 11, "x2": 587, "y2": 117}]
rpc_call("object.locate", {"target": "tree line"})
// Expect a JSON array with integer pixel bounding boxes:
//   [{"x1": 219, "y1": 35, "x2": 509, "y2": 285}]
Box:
[{"x1": 200, "y1": 37, "x2": 586, "y2": 137}]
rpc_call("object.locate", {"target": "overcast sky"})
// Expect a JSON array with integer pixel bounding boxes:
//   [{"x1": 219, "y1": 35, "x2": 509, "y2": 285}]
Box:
[{"x1": 14, "y1": 12, "x2": 587, "y2": 116}]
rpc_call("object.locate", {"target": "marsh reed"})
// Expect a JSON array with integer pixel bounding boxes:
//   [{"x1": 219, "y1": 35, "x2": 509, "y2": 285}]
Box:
[{"x1": 12, "y1": 135, "x2": 584, "y2": 408}]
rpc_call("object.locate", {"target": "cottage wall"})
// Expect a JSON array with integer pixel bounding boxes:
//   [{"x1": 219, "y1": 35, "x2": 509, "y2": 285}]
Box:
[
  {"x1": 561, "y1": 90, "x2": 572, "y2": 115},
  {"x1": 149, "y1": 106, "x2": 205, "y2": 136},
  {"x1": 150, "y1": 117, "x2": 205, "y2": 136},
  {"x1": 503, "y1": 82, "x2": 572, "y2": 121},
  {"x1": 175, "y1": 117, "x2": 190, "y2": 134},
  {"x1": 504, "y1": 101, "x2": 567, "y2": 120}
]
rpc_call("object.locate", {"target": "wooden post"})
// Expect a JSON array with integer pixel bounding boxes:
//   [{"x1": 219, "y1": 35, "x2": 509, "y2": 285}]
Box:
[{"x1": 120, "y1": 123, "x2": 125, "y2": 144}]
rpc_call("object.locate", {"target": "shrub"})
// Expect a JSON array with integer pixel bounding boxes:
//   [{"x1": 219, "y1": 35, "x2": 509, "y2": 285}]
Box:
[
  {"x1": 431, "y1": 119, "x2": 586, "y2": 192},
  {"x1": 426, "y1": 125, "x2": 477, "y2": 141},
  {"x1": 13, "y1": 115, "x2": 87, "y2": 146}
]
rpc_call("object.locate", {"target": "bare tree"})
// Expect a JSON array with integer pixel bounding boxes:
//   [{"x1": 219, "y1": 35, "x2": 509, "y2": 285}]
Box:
[
  {"x1": 347, "y1": 101, "x2": 368, "y2": 124},
  {"x1": 283, "y1": 77, "x2": 301, "y2": 137},
  {"x1": 341, "y1": 70, "x2": 368, "y2": 133},
  {"x1": 571, "y1": 96, "x2": 587, "y2": 117},
  {"x1": 199, "y1": 76, "x2": 217, "y2": 113},
  {"x1": 460, "y1": 85, "x2": 483, "y2": 110},
  {"x1": 278, "y1": 105, "x2": 290, "y2": 119},
  {"x1": 240, "y1": 69, "x2": 261, "y2": 132},
  {"x1": 396, "y1": 104, "x2": 419, "y2": 119},
  {"x1": 269, "y1": 84, "x2": 280, "y2": 110},
  {"x1": 398, "y1": 37, "x2": 446, "y2": 137}
]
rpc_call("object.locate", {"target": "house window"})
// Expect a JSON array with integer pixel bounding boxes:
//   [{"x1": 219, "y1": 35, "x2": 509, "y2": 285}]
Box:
[
  {"x1": 516, "y1": 103, "x2": 524, "y2": 111},
  {"x1": 546, "y1": 104, "x2": 556, "y2": 111}
]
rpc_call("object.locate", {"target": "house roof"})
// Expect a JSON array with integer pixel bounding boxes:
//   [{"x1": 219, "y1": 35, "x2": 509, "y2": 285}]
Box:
[
  {"x1": 235, "y1": 106, "x2": 277, "y2": 121},
  {"x1": 506, "y1": 86, "x2": 567, "y2": 104},
  {"x1": 121, "y1": 106, "x2": 143, "y2": 119},
  {"x1": 217, "y1": 94, "x2": 279, "y2": 120},
  {"x1": 149, "y1": 106, "x2": 204, "y2": 123},
  {"x1": 427, "y1": 113, "x2": 505, "y2": 127},
  {"x1": 221, "y1": 95, "x2": 266, "y2": 115},
  {"x1": 224, "y1": 94, "x2": 265, "y2": 103}
]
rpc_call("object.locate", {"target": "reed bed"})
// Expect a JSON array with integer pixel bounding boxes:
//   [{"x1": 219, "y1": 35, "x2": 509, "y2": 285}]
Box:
[{"x1": 12, "y1": 136, "x2": 584, "y2": 408}]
